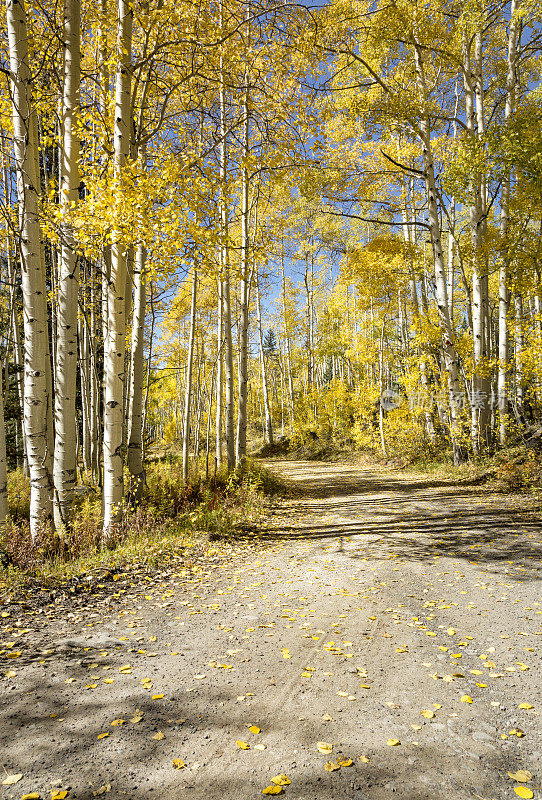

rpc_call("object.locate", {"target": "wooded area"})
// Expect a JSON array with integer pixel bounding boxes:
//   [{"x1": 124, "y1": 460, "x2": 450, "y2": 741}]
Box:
[{"x1": 1, "y1": 0, "x2": 542, "y2": 544}]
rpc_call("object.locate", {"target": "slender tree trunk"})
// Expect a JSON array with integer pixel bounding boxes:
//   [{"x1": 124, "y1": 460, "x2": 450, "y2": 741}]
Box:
[
  {"x1": 0, "y1": 369, "x2": 7, "y2": 527},
  {"x1": 215, "y1": 279, "x2": 223, "y2": 471},
  {"x1": 498, "y1": 0, "x2": 519, "y2": 445},
  {"x1": 7, "y1": 0, "x2": 53, "y2": 536},
  {"x1": 127, "y1": 240, "x2": 147, "y2": 499},
  {"x1": 235, "y1": 75, "x2": 250, "y2": 465},
  {"x1": 257, "y1": 279, "x2": 273, "y2": 446},
  {"x1": 182, "y1": 266, "x2": 197, "y2": 484},
  {"x1": 103, "y1": 0, "x2": 132, "y2": 536}
]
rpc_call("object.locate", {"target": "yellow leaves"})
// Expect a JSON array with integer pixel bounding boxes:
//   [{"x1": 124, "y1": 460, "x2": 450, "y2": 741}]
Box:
[
  {"x1": 508, "y1": 772, "x2": 533, "y2": 782},
  {"x1": 141, "y1": 678, "x2": 153, "y2": 690},
  {"x1": 518, "y1": 703, "x2": 534, "y2": 710},
  {"x1": 152, "y1": 694, "x2": 164, "y2": 700},
  {"x1": 262, "y1": 786, "x2": 282, "y2": 795},
  {"x1": 2, "y1": 774, "x2": 23, "y2": 786},
  {"x1": 21, "y1": 794, "x2": 41, "y2": 799},
  {"x1": 395, "y1": 646, "x2": 408, "y2": 653},
  {"x1": 386, "y1": 739, "x2": 400, "y2": 746},
  {"x1": 110, "y1": 719, "x2": 124, "y2": 726},
  {"x1": 337, "y1": 758, "x2": 353, "y2": 767},
  {"x1": 461, "y1": 695, "x2": 473, "y2": 703},
  {"x1": 359, "y1": 756, "x2": 370, "y2": 763},
  {"x1": 446, "y1": 628, "x2": 456, "y2": 635},
  {"x1": 270, "y1": 775, "x2": 291, "y2": 786},
  {"x1": 129, "y1": 712, "x2": 143, "y2": 723},
  {"x1": 236, "y1": 741, "x2": 250, "y2": 750},
  {"x1": 5, "y1": 670, "x2": 17, "y2": 678},
  {"x1": 172, "y1": 759, "x2": 186, "y2": 770},
  {"x1": 281, "y1": 649, "x2": 291, "y2": 659},
  {"x1": 317, "y1": 742, "x2": 333, "y2": 754},
  {"x1": 324, "y1": 762, "x2": 341, "y2": 772},
  {"x1": 420, "y1": 710, "x2": 434, "y2": 719},
  {"x1": 514, "y1": 788, "x2": 534, "y2": 799},
  {"x1": 153, "y1": 731, "x2": 165, "y2": 740},
  {"x1": 51, "y1": 792, "x2": 68, "y2": 800},
  {"x1": 97, "y1": 732, "x2": 109, "y2": 740},
  {"x1": 451, "y1": 653, "x2": 462, "y2": 659},
  {"x1": 92, "y1": 785, "x2": 111, "y2": 796},
  {"x1": 249, "y1": 726, "x2": 261, "y2": 734},
  {"x1": 118, "y1": 664, "x2": 132, "y2": 674}
]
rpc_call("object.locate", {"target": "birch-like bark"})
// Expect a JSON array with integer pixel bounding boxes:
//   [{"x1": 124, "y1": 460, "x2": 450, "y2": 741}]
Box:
[
  {"x1": 182, "y1": 266, "x2": 197, "y2": 485},
  {"x1": 498, "y1": 0, "x2": 519, "y2": 445},
  {"x1": 235, "y1": 73, "x2": 250, "y2": 465},
  {"x1": 7, "y1": 0, "x2": 53, "y2": 536},
  {"x1": 257, "y1": 279, "x2": 273, "y2": 446},
  {"x1": 215, "y1": 279, "x2": 223, "y2": 469},
  {"x1": 126, "y1": 241, "x2": 147, "y2": 498},
  {"x1": 53, "y1": 0, "x2": 81, "y2": 531},
  {"x1": 0, "y1": 371, "x2": 7, "y2": 527},
  {"x1": 413, "y1": 42, "x2": 466, "y2": 463},
  {"x1": 103, "y1": 0, "x2": 132, "y2": 535}
]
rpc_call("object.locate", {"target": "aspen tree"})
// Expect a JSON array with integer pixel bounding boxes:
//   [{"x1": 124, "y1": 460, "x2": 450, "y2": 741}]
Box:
[
  {"x1": 6, "y1": 0, "x2": 53, "y2": 536},
  {"x1": 0, "y1": 372, "x2": 6, "y2": 527},
  {"x1": 182, "y1": 264, "x2": 197, "y2": 484},
  {"x1": 103, "y1": 0, "x2": 133, "y2": 535},
  {"x1": 53, "y1": 0, "x2": 81, "y2": 531}
]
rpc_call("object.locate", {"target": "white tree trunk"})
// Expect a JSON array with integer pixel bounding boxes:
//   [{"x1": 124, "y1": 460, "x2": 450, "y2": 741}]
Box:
[
  {"x1": 7, "y1": 0, "x2": 53, "y2": 536},
  {"x1": 235, "y1": 80, "x2": 250, "y2": 465},
  {"x1": 127, "y1": 241, "x2": 147, "y2": 498},
  {"x1": 257, "y1": 279, "x2": 273, "y2": 447},
  {"x1": 498, "y1": 0, "x2": 519, "y2": 445},
  {"x1": 103, "y1": 0, "x2": 132, "y2": 536},
  {"x1": 182, "y1": 266, "x2": 197, "y2": 484},
  {"x1": 53, "y1": 0, "x2": 81, "y2": 532}
]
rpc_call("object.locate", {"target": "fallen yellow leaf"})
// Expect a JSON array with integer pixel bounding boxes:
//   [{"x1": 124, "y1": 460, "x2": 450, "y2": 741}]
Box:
[
  {"x1": 317, "y1": 741, "x2": 333, "y2": 754},
  {"x1": 514, "y1": 788, "x2": 534, "y2": 799},
  {"x1": 421, "y1": 710, "x2": 434, "y2": 719},
  {"x1": 97, "y1": 732, "x2": 109, "y2": 740},
  {"x1": 324, "y1": 762, "x2": 340, "y2": 772},
  {"x1": 249, "y1": 726, "x2": 261, "y2": 734},
  {"x1": 51, "y1": 792, "x2": 68, "y2": 800},
  {"x1": 359, "y1": 756, "x2": 370, "y2": 763},
  {"x1": 387, "y1": 739, "x2": 400, "y2": 746},
  {"x1": 236, "y1": 740, "x2": 250, "y2": 750},
  {"x1": 518, "y1": 703, "x2": 534, "y2": 710},
  {"x1": 270, "y1": 775, "x2": 291, "y2": 786},
  {"x1": 152, "y1": 694, "x2": 165, "y2": 700},
  {"x1": 262, "y1": 786, "x2": 282, "y2": 795},
  {"x1": 172, "y1": 759, "x2": 186, "y2": 770},
  {"x1": 2, "y1": 775, "x2": 23, "y2": 786},
  {"x1": 337, "y1": 758, "x2": 353, "y2": 767},
  {"x1": 21, "y1": 794, "x2": 41, "y2": 799},
  {"x1": 110, "y1": 719, "x2": 124, "y2": 726},
  {"x1": 153, "y1": 731, "x2": 165, "y2": 740},
  {"x1": 461, "y1": 695, "x2": 473, "y2": 703},
  {"x1": 508, "y1": 771, "x2": 533, "y2": 782}
]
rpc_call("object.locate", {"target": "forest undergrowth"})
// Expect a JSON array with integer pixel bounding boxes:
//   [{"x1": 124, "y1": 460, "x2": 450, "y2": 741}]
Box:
[{"x1": 0, "y1": 459, "x2": 285, "y2": 598}]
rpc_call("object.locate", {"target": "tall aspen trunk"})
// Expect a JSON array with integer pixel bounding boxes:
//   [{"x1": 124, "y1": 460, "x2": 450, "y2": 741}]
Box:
[
  {"x1": 498, "y1": 0, "x2": 519, "y2": 445},
  {"x1": 103, "y1": 0, "x2": 132, "y2": 536},
  {"x1": 126, "y1": 241, "x2": 147, "y2": 499},
  {"x1": 514, "y1": 294, "x2": 525, "y2": 419},
  {"x1": 182, "y1": 266, "x2": 197, "y2": 485},
  {"x1": 0, "y1": 371, "x2": 7, "y2": 527},
  {"x1": 7, "y1": 0, "x2": 53, "y2": 536},
  {"x1": 235, "y1": 73, "x2": 250, "y2": 465},
  {"x1": 215, "y1": 279, "x2": 223, "y2": 470},
  {"x1": 257, "y1": 279, "x2": 273, "y2": 447},
  {"x1": 413, "y1": 42, "x2": 467, "y2": 464}
]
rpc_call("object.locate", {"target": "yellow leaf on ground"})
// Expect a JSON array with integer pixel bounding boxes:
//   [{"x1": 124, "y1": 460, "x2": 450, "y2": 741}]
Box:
[
  {"x1": 338, "y1": 758, "x2": 353, "y2": 767},
  {"x1": 249, "y1": 726, "x2": 261, "y2": 734},
  {"x1": 152, "y1": 694, "x2": 164, "y2": 700},
  {"x1": 262, "y1": 786, "x2": 282, "y2": 795},
  {"x1": 324, "y1": 762, "x2": 340, "y2": 772},
  {"x1": 51, "y1": 792, "x2": 68, "y2": 800},
  {"x1": 270, "y1": 775, "x2": 291, "y2": 786},
  {"x1": 97, "y1": 732, "x2": 109, "y2": 740},
  {"x1": 119, "y1": 665, "x2": 132, "y2": 674},
  {"x1": 2, "y1": 775, "x2": 23, "y2": 786},
  {"x1": 387, "y1": 739, "x2": 400, "y2": 746},
  {"x1": 518, "y1": 703, "x2": 534, "y2": 710},
  {"x1": 317, "y1": 742, "x2": 333, "y2": 754},
  {"x1": 514, "y1": 788, "x2": 534, "y2": 799},
  {"x1": 21, "y1": 794, "x2": 41, "y2": 799},
  {"x1": 153, "y1": 731, "x2": 165, "y2": 740},
  {"x1": 110, "y1": 719, "x2": 124, "y2": 726},
  {"x1": 359, "y1": 756, "x2": 370, "y2": 763},
  {"x1": 130, "y1": 713, "x2": 143, "y2": 723},
  {"x1": 172, "y1": 759, "x2": 186, "y2": 770},
  {"x1": 508, "y1": 772, "x2": 533, "y2": 782},
  {"x1": 236, "y1": 741, "x2": 250, "y2": 750},
  {"x1": 421, "y1": 710, "x2": 434, "y2": 719},
  {"x1": 461, "y1": 695, "x2": 473, "y2": 703}
]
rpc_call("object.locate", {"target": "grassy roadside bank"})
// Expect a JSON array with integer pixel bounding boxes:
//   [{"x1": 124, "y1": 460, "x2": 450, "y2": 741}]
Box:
[{"x1": 0, "y1": 459, "x2": 287, "y2": 600}]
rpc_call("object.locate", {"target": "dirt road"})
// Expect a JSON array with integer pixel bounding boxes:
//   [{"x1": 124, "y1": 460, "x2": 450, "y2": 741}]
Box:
[{"x1": 1, "y1": 459, "x2": 541, "y2": 800}]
